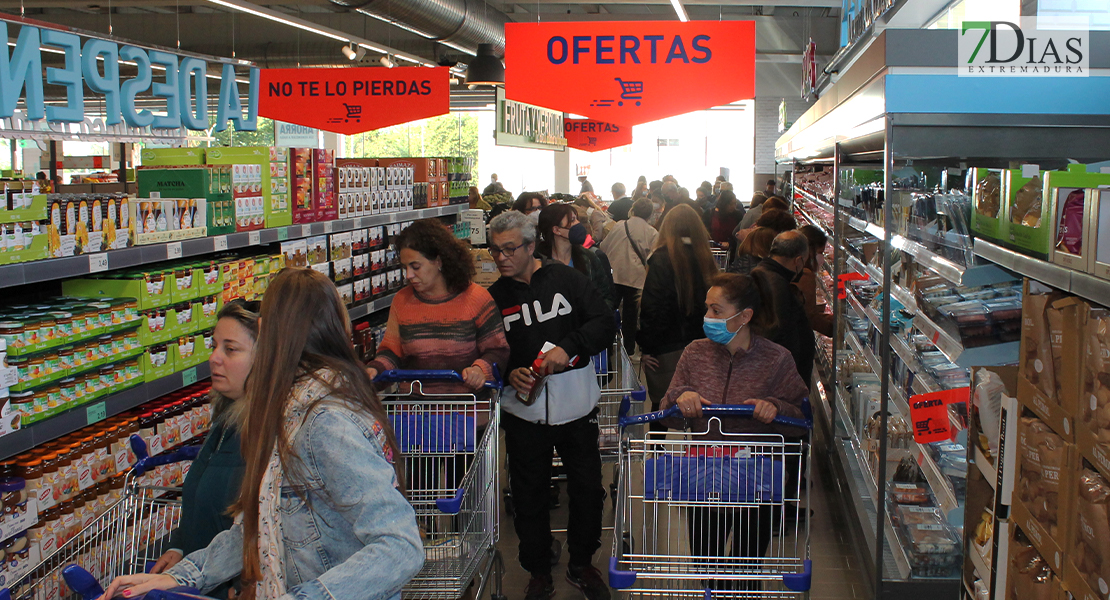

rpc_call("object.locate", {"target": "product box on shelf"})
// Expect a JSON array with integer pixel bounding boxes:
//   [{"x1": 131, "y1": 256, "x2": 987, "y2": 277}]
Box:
[
  {"x1": 137, "y1": 167, "x2": 234, "y2": 236},
  {"x1": 1004, "y1": 167, "x2": 1049, "y2": 258},
  {"x1": 281, "y1": 239, "x2": 309, "y2": 268},
  {"x1": 1018, "y1": 279, "x2": 1076, "y2": 440},
  {"x1": 205, "y1": 146, "x2": 291, "y2": 229},
  {"x1": 1080, "y1": 303, "x2": 1110, "y2": 479},
  {"x1": 64, "y1": 270, "x2": 175, "y2": 310},
  {"x1": 1092, "y1": 189, "x2": 1110, "y2": 281},
  {"x1": 142, "y1": 343, "x2": 176, "y2": 382},
  {"x1": 128, "y1": 197, "x2": 208, "y2": 244},
  {"x1": 1, "y1": 191, "x2": 46, "y2": 224},
  {"x1": 140, "y1": 147, "x2": 205, "y2": 167},
  {"x1": 306, "y1": 235, "x2": 329, "y2": 266},
  {"x1": 1007, "y1": 524, "x2": 1063, "y2": 600},
  {"x1": 970, "y1": 168, "x2": 1005, "y2": 242},
  {"x1": 1066, "y1": 460, "x2": 1110, "y2": 600},
  {"x1": 471, "y1": 248, "x2": 498, "y2": 287},
  {"x1": 290, "y1": 148, "x2": 315, "y2": 224},
  {"x1": 1012, "y1": 409, "x2": 1076, "y2": 576},
  {"x1": 46, "y1": 194, "x2": 132, "y2": 258},
  {"x1": 1044, "y1": 165, "x2": 1110, "y2": 271},
  {"x1": 312, "y1": 150, "x2": 337, "y2": 222}
]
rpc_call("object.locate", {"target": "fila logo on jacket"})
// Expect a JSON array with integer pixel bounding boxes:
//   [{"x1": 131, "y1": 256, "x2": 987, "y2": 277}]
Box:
[{"x1": 500, "y1": 293, "x2": 572, "y2": 331}]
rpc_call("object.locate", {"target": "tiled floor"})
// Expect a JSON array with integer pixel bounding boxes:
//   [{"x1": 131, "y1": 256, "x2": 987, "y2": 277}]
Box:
[{"x1": 490, "y1": 433, "x2": 870, "y2": 600}]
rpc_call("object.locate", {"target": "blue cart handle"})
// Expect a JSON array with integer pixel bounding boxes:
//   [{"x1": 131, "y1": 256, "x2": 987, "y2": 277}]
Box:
[
  {"x1": 63, "y1": 564, "x2": 208, "y2": 600},
  {"x1": 130, "y1": 434, "x2": 201, "y2": 477},
  {"x1": 373, "y1": 366, "x2": 503, "y2": 390},
  {"x1": 618, "y1": 403, "x2": 812, "y2": 430}
]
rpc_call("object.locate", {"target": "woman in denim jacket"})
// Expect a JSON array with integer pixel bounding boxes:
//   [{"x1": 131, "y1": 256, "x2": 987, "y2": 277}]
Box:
[{"x1": 100, "y1": 268, "x2": 424, "y2": 600}]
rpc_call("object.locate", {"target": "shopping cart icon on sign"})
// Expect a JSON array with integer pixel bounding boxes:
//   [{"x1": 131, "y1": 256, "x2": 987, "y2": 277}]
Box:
[
  {"x1": 327, "y1": 103, "x2": 363, "y2": 124},
  {"x1": 615, "y1": 78, "x2": 642, "y2": 106},
  {"x1": 587, "y1": 136, "x2": 598, "y2": 146}
]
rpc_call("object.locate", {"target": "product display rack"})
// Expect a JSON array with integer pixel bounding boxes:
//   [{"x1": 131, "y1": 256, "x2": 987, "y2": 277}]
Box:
[
  {"x1": 0, "y1": 205, "x2": 465, "y2": 287},
  {"x1": 776, "y1": 27, "x2": 1110, "y2": 600},
  {"x1": 0, "y1": 203, "x2": 465, "y2": 462}
]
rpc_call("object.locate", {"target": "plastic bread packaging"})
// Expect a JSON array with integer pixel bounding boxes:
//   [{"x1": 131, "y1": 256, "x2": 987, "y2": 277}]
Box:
[
  {"x1": 1022, "y1": 291, "x2": 1060, "y2": 400},
  {"x1": 1007, "y1": 527, "x2": 1054, "y2": 600},
  {"x1": 1075, "y1": 467, "x2": 1110, "y2": 595},
  {"x1": 1011, "y1": 176, "x2": 1044, "y2": 227},
  {"x1": 975, "y1": 172, "x2": 1002, "y2": 218}
]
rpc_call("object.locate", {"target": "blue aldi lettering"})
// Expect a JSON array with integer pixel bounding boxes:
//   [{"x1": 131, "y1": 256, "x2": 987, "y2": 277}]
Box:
[
  {"x1": 0, "y1": 22, "x2": 258, "y2": 131},
  {"x1": 546, "y1": 34, "x2": 712, "y2": 65}
]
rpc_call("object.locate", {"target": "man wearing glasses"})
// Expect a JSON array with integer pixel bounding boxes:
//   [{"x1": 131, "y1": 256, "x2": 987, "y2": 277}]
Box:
[{"x1": 486, "y1": 210, "x2": 616, "y2": 600}]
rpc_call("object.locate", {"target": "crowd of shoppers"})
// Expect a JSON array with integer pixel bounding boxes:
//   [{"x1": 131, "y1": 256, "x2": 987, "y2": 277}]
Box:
[{"x1": 96, "y1": 169, "x2": 829, "y2": 600}]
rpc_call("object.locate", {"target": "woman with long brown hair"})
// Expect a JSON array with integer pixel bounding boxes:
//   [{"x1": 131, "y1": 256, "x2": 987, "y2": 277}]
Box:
[
  {"x1": 636, "y1": 203, "x2": 719, "y2": 422},
  {"x1": 728, "y1": 226, "x2": 776, "y2": 276},
  {"x1": 99, "y1": 268, "x2": 424, "y2": 600}
]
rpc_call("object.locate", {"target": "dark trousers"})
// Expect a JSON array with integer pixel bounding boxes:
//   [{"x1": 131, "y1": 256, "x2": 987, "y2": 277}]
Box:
[
  {"x1": 503, "y1": 409, "x2": 604, "y2": 576},
  {"x1": 614, "y1": 284, "x2": 641, "y2": 355}
]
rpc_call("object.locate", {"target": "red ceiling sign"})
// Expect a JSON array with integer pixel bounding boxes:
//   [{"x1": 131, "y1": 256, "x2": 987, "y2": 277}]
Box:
[
  {"x1": 563, "y1": 118, "x2": 631, "y2": 152},
  {"x1": 258, "y1": 67, "x2": 450, "y2": 135},
  {"x1": 505, "y1": 21, "x2": 755, "y2": 127}
]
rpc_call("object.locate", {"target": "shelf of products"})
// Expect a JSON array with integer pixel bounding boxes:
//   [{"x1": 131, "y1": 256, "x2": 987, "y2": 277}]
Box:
[{"x1": 0, "y1": 204, "x2": 465, "y2": 288}]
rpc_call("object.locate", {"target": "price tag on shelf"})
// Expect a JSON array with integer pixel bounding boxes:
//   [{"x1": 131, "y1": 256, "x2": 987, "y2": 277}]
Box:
[
  {"x1": 248, "y1": 231, "x2": 261, "y2": 246},
  {"x1": 213, "y1": 236, "x2": 228, "y2": 251},
  {"x1": 324, "y1": 221, "x2": 334, "y2": 234},
  {"x1": 166, "y1": 242, "x2": 183, "y2": 260},
  {"x1": 182, "y1": 366, "x2": 198, "y2": 387},
  {"x1": 86, "y1": 402, "x2": 107, "y2": 425},
  {"x1": 277, "y1": 228, "x2": 289, "y2": 241},
  {"x1": 1022, "y1": 164, "x2": 1040, "y2": 178},
  {"x1": 88, "y1": 253, "x2": 109, "y2": 273},
  {"x1": 299, "y1": 225, "x2": 309, "y2": 237}
]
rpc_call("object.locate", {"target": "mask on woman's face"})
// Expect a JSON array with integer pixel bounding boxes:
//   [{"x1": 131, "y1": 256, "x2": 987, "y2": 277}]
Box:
[
  {"x1": 567, "y1": 223, "x2": 588, "y2": 246},
  {"x1": 703, "y1": 311, "x2": 744, "y2": 345},
  {"x1": 528, "y1": 211, "x2": 540, "y2": 224}
]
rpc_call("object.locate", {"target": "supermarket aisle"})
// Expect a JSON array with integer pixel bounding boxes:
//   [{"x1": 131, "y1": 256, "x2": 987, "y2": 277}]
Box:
[{"x1": 494, "y1": 430, "x2": 870, "y2": 600}]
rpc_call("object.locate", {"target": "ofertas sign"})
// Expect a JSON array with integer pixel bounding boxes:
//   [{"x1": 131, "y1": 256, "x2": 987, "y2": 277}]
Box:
[
  {"x1": 259, "y1": 67, "x2": 450, "y2": 135},
  {"x1": 563, "y1": 118, "x2": 630, "y2": 152},
  {"x1": 495, "y1": 88, "x2": 567, "y2": 150},
  {"x1": 908, "y1": 388, "x2": 969, "y2": 444},
  {"x1": 504, "y1": 21, "x2": 755, "y2": 127},
  {"x1": 0, "y1": 22, "x2": 258, "y2": 132}
]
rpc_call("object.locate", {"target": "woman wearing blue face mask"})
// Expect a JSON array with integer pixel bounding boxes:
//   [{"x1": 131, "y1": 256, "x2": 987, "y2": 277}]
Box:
[{"x1": 658, "y1": 273, "x2": 808, "y2": 581}]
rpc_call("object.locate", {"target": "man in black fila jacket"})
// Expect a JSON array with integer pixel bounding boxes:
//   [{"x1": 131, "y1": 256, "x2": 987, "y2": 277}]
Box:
[{"x1": 487, "y1": 210, "x2": 616, "y2": 600}]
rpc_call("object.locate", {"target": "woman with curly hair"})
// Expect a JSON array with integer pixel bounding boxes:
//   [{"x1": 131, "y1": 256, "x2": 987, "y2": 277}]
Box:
[{"x1": 365, "y1": 218, "x2": 510, "y2": 393}]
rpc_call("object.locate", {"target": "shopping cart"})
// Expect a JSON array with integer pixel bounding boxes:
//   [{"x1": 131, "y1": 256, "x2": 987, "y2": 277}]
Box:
[
  {"x1": 608, "y1": 401, "x2": 813, "y2": 598},
  {"x1": 1, "y1": 435, "x2": 200, "y2": 600},
  {"x1": 711, "y1": 246, "x2": 730, "y2": 271},
  {"x1": 374, "y1": 369, "x2": 505, "y2": 600}
]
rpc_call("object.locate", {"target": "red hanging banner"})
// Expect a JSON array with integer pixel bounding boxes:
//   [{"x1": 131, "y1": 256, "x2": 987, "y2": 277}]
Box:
[
  {"x1": 908, "y1": 388, "x2": 969, "y2": 444},
  {"x1": 258, "y1": 67, "x2": 451, "y2": 135},
  {"x1": 504, "y1": 21, "x2": 755, "y2": 127},
  {"x1": 563, "y1": 118, "x2": 632, "y2": 152}
]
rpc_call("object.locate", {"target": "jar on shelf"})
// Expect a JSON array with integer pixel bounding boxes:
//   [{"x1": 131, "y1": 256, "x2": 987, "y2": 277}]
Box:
[
  {"x1": 0, "y1": 477, "x2": 27, "y2": 516},
  {"x1": 51, "y1": 311, "x2": 73, "y2": 339},
  {"x1": 31, "y1": 389, "x2": 49, "y2": 416},
  {"x1": 0, "y1": 321, "x2": 25, "y2": 351}
]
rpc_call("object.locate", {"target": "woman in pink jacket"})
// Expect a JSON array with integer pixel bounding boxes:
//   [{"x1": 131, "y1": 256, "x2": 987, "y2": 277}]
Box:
[{"x1": 660, "y1": 272, "x2": 808, "y2": 587}]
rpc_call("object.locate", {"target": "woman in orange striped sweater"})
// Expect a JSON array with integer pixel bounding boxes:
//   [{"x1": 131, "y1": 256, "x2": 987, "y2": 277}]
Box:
[{"x1": 365, "y1": 218, "x2": 510, "y2": 392}]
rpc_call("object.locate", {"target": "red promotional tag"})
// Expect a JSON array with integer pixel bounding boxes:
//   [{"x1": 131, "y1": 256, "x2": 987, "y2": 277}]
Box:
[
  {"x1": 563, "y1": 118, "x2": 632, "y2": 152},
  {"x1": 837, "y1": 272, "x2": 869, "y2": 299},
  {"x1": 504, "y1": 21, "x2": 755, "y2": 127},
  {"x1": 259, "y1": 67, "x2": 451, "y2": 135},
  {"x1": 909, "y1": 388, "x2": 969, "y2": 444}
]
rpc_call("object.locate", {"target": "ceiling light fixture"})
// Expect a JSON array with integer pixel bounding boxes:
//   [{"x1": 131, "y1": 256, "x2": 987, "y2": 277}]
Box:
[
  {"x1": 464, "y1": 43, "x2": 504, "y2": 86},
  {"x1": 342, "y1": 43, "x2": 366, "y2": 61},
  {"x1": 670, "y1": 0, "x2": 689, "y2": 22},
  {"x1": 380, "y1": 55, "x2": 396, "y2": 68},
  {"x1": 206, "y1": 0, "x2": 439, "y2": 67}
]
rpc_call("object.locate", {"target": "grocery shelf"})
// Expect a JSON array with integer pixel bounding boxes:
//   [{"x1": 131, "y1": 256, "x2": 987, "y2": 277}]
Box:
[
  {"x1": 912, "y1": 312, "x2": 1019, "y2": 368},
  {"x1": 842, "y1": 217, "x2": 1015, "y2": 288},
  {"x1": 795, "y1": 206, "x2": 834, "y2": 239},
  {"x1": 0, "y1": 205, "x2": 467, "y2": 287},
  {"x1": 844, "y1": 254, "x2": 918, "y2": 312},
  {"x1": 347, "y1": 291, "x2": 397, "y2": 320},
  {"x1": 0, "y1": 362, "x2": 212, "y2": 461},
  {"x1": 974, "y1": 238, "x2": 1110, "y2": 306}
]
